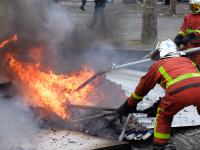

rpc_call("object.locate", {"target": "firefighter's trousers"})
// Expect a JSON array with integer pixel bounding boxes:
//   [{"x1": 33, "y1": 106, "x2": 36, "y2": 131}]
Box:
[{"x1": 153, "y1": 86, "x2": 200, "y2": 144}]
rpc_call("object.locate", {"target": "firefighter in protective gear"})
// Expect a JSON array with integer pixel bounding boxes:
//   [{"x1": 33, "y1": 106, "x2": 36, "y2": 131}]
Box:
[
  {"x1": 117, "y1": 39, "x2": 200, "y2": 150},
  {"x1": 174, "y1": 0, "x2": 200, "y2": 67}
]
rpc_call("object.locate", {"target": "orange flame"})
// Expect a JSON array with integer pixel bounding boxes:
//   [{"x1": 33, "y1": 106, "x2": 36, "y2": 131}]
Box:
[
  {"x1": 0, "y1": 34, "x2": 18, "y2": 48},
  {"x1": 6, "y1": 53, "x2": 95, "y2": 120},
  {"x1": 1, "y1": 35, "x2": 97, "y2": 120}
]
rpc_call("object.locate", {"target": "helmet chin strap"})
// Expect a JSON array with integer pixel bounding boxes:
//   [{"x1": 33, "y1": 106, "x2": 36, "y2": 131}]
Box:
[{"x1": 162, "y1": 53, "x2": 180, "y2": 59}]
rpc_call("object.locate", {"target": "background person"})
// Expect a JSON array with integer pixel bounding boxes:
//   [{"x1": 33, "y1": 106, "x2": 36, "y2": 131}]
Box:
[{"x1": 88, "y1": 0, "x2": 107, "y2": 29}]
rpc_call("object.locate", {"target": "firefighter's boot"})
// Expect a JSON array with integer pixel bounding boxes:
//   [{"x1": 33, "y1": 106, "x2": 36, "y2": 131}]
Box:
[{"x1": 151, "y1": 143, "x2": 166, "y2": 150}]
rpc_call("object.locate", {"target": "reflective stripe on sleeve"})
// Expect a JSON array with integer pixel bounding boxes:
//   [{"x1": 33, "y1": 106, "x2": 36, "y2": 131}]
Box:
[
  {"x1": 186, "y1": 29, "x2": 200, "y2": 34},
  {"x1": 131, "y1": 92, "x2": 144, "y2": 100},
  {"x1": 178, "y1": 31, "x2": 185, "y2": 36}
]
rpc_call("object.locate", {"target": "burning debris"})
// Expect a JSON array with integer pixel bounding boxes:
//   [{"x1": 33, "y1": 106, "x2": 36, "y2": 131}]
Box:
[
  {"x1": 0, "y1": 34, "x2": 109, "y2": 122},
  {"x1": 0, "y1": 35, "x2": 89, "y2": 116},
  {"x1": 0, "y1": 1, "x2": 152, "y2": 149},
  {"x1": 0, "y1": 35, "x2": 130, "y2": 140},
  {"x1": 0, "y1": 34, "x2": 160, "y2": 150},
  {"x1": 6, "y1": 52, "x2": 97, "y2": 120}
]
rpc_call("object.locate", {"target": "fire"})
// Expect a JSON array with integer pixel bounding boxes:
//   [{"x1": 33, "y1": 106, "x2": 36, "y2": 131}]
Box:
[
  {"x1": 6, "y1": 53, "x2": 95, "y2": 119},
  {"x1": 0, "y1": 34, "x2": 18, "y2": 48},
  {"x1": 1, "y1": 36, "x2": 97, "y2": 120}
]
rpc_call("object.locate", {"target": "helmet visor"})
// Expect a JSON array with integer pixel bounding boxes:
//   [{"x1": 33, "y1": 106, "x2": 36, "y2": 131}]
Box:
[{"x1": 190, "y1": 4, "x2": 200, "y2": 14}]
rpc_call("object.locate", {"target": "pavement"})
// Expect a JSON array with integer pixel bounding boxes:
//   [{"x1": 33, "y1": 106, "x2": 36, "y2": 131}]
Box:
[{"x1": 58, "y1": 1, "x2": 190, "y2": 50}]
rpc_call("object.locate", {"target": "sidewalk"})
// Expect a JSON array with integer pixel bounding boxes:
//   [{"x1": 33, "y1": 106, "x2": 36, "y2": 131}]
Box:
[{"x1": 59, "y1": 1, "x2": 190, "y2": 50}]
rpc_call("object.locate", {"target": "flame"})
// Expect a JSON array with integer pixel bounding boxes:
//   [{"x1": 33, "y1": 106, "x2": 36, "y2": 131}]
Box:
[
  {"x1": 2, "y1": 36, "x2": 97, "y2": 120},
  {"x1": 0, "y1": 34, "x2": 18, "y2": 48},
  {"x1": 6, "y1": 53, "x2": 95, "y2": 119}
]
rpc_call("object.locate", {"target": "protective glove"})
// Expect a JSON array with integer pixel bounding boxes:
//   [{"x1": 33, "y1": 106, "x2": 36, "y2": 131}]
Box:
[
  {"x1": 117, "y1": 97, "x2": 137, "y2": 116},
  {"x1": 174, "y1": 35, "x2": 183, "y2": 47},
  {"x1": 182, "y1": 33, "x2": 196, "y2": 46}
]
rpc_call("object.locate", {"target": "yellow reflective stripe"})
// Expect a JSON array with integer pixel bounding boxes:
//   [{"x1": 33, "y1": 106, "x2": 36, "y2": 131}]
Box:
[
  {"x1": 178, "y1": 31, "x2": 185, "y2": 36},
  {"x1": 131, "y1": 92, "x2": 143, "y2": 100},
  {"x1": 154, "y1": 132, "x2": 170, "y2": 139},
  {"x1": 159, "y1": 66, "x2": 200, "y2": 89},
  {"x1": 166, "y1": 73, "x2": 200, "y2": 89},
  {"x1": 186, "y1": 29, "x2": 200, "y2": 34},
  {"x1": 158, "y1": 66, "x2": 173, "y2": 82},
  {"x1": 154, "y1": 107, "x2": 163, "y2": 132},
  {"x1": 192, "y1": 61, "x2": 199, "y2": 72},
  {"x1": 192, "y1": 61, "x2": 196, "y2": 66},
  {"x1": 154, "y1": 107, "x2": 170, "y2": 140}
]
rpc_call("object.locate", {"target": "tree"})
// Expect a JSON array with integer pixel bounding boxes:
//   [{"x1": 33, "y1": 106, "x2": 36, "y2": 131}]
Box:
[{"x1": 141, "y1": 0, "x2": 157, "y2": 44}]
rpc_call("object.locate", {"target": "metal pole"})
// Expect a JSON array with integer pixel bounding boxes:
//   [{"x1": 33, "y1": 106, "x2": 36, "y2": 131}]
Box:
[
  {"x1": 179, "y1": 47, "x2": 200, "y2": 56},
  {"x1": 118, "y1": 114, "x2": 132, "y2": 141},
  {"x1": 70, "y1": 112, "x2": 117, "y2": 123},
  {"x1": 71, "y1": 47, "x2": 200, "y2": 92},
  {"x1": 111, "y1": 58, "x2": 151, "y2": 69},
  {"x1": 68, "y1": 103, "x2": 117, "y2": 112}
]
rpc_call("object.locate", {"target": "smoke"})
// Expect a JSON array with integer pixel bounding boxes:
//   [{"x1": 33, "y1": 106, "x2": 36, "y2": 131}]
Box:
[
  {"x1": 0, "y1": 0, "x2": 124, "y2": 71},
  {"x1": 0, "y1": 0, "x2": 150, "y2": 141},
  {"x1": 10, "y1": 0, "x2": 74, "y2": 45},
  {"x1": 0, "y1": 0, "x2": 147, "y2": 108},
  {"x1": 0, "y1": 97, "x2": 40, "y2": 150}
]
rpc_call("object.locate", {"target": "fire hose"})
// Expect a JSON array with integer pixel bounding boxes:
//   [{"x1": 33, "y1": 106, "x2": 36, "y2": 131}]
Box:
[
  {"x1": 62, "y1": 58, "x2": 151, "y2": 93},
  {"x1": 70, "y1": 47, "x2": 200, "y2": 92},
  {"x1": 73, "y1": 58, "x2": 151, "y2": 92}
]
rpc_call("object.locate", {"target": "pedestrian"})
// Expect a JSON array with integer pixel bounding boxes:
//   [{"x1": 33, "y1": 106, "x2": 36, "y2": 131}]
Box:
[
  {"x1": 88, "y1": 0, "x2": 106, "y2": 29},
  {"x1": 174, "y1": 0, "x2": 200, "y2": 67},
  {"x1": 117, "y1": 39, "x2": 200, "y2": 150},
  {"x1": 165, "y1": 0, "x2": 170, "y2": 5},
  {"x1": 80, "y1": 0, "x2": 87, "y2": 11}
]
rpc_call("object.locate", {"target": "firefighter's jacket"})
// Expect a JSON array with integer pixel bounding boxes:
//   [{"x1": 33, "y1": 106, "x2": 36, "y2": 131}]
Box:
[
  {"x1": 178, "y1": 13, "x2": 200, "y2": 45},
  {"x1": 178, "y1": 13, "x2": 200, "y2": 66},
  {"x1": 131, "y1": 57, "x2": 200, "y2": 101}
]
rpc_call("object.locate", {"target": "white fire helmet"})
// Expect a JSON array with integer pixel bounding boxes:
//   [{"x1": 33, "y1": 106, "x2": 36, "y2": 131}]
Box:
[
  {"x1": 189, "y1": 0, "x2": 200, "y2": 14},
  {"x1": 151, "y1": 39, "x2": 178, "y2": 60}
]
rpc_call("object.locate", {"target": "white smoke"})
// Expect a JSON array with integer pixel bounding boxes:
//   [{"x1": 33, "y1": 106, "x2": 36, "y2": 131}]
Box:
[
  {"x1": 0, "y1": 97, "x2": 40, "y2": 150},
  {"x1": 0, "y1": 0, "x2": 76, "y2": 148}
]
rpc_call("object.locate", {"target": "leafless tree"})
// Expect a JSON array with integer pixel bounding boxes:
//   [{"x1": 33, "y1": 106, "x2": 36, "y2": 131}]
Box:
[
  {"x1": 141, "y1": 0, "x2": 157, "y2": 44},
  {"x1": 169, "y1": 0, "x2": 177, "y2": 16}
]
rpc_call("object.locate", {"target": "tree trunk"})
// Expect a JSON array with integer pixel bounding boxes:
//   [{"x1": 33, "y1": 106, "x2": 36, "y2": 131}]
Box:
[
  {"x1": 141, "y1": 0, "x2": 157, "y2": 44},
  {"x1": 169, "y1": 0, "x2": 176, "y2": 16}
]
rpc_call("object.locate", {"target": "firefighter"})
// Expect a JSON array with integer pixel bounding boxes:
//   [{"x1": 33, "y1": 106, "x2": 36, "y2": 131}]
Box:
[
  {"x1": 117, "y1": 39, "x2": 200, "y2": 150},
  {"x1": 174, "y1": 0, "x2": 200, "y2": 67}
]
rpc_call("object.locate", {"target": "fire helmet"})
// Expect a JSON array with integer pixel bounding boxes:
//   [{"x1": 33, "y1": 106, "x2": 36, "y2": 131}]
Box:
[
  {"x1": 151, "y1": 39, "x2": 178, "y2": 61},
  {"x1": 189, "y1": 0, "x2": 200, "y2": 14}
]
